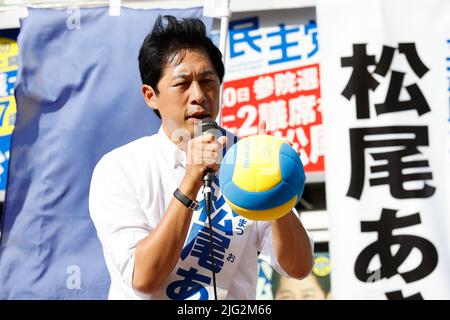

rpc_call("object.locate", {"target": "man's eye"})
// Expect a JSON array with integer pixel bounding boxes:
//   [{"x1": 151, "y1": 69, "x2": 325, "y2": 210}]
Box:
[{"x1": 174, "y1": 82, "x2": 188, "y2": 87}]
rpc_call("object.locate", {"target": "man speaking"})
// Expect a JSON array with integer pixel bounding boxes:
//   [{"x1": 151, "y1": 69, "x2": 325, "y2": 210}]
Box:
[{"x1": 89, "y1": 15, "x2": 314, "y2": 300}]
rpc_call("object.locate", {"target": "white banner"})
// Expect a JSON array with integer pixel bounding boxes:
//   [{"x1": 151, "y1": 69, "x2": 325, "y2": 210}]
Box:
[{"x1": 317, "y1": 0, "x2": 450, "y2": 299}]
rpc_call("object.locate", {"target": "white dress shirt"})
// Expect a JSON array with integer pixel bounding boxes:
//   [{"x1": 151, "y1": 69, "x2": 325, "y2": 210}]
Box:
[{"x1": 89, "y1": 127, "x2": 313, "y2": 300}]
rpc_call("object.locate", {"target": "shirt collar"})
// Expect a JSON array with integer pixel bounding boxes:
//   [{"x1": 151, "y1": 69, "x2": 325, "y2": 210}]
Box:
[{"x1": 156, "y1": 126, "x2": 186, "y2": 169}]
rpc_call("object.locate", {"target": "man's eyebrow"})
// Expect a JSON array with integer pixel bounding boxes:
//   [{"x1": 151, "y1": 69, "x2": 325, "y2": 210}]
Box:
[
  {"x1": 172, "y1": 73, "x2": 189, "y2": 81},
  {"x1": 172, "y1": 70, "x2": 216, "y2": 81},
  {"x1": 198, "y1": 69, "x2": 216, "y2": 77}
]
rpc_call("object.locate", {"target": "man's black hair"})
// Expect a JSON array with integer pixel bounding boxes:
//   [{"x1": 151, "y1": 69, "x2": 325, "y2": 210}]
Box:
[{"x1": 138, "y1": 15, "x2": 225, "y2": 119}]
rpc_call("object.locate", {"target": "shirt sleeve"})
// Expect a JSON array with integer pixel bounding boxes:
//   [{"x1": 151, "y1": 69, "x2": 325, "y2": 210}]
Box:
[
  {"x1": 89, "y1": 152, "x2": 152, "y2": 291},
  {"x1": 256, "y1": 208, "x2": 315, "y2": 278}
]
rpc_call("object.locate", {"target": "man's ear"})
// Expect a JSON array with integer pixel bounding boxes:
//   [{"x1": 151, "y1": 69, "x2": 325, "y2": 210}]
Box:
[{"x1": 142, "y1": 84, "x2": 158, "y2": 111}]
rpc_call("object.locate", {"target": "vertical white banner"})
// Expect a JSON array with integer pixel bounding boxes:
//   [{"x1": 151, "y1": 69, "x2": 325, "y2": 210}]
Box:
[{"x1": 317, "y1": 0, "x2": 450, "y2": 299}]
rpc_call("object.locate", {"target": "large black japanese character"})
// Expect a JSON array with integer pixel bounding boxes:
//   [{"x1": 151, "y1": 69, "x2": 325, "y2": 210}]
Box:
[
  {"x1": 355, "y1": 208, "x2": 438, "y2": 284},
  {"x1": 342, "y1": 43, "x2": 430, "y2": 119},
  {"x1": 341, "y1": 44, "x2": 378, "y2": 119},
  {"x1": 347, "y1": 126, "x2": 435, "y2": 200},
  {"x1": 385, "y1": 290, "x2": 423, "y2": 300}
]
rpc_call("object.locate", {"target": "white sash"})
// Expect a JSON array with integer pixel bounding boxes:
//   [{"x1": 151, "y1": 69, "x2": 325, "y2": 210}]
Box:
[{"x1": 153, "y1": 175, "x2": 251, "y2": 300}]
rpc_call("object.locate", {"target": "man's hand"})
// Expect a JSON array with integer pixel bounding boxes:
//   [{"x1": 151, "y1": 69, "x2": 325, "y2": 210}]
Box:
[
  {"x1": 258, "y1": 119, "x2": 313, "y2": 279},
  {"x1": 181, "y1": 133, "x2": 227, "y2": 197},
  {"x1": 258, "y1": 120, "x2": 267, "y2": 135},
  {"x1": 258, "y1": 119, "x2": 300, "y2": 156}
]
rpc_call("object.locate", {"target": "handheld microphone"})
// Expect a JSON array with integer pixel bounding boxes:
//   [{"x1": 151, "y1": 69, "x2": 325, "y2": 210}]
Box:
[
  {"x1": 197, "y1": 118, "x2": 222, "y2": 205},
  {"x1": 196, "y1": 118, "x2": 221, "y2": 300}
]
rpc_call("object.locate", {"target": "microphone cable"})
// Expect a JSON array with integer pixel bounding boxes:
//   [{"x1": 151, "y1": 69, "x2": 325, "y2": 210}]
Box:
[
  {"x1": 203, "y1": 172, "x2": 218, "y2": 300},
  {"x1": 198, "y1": 118, "x2": 220, "y2": 301}
]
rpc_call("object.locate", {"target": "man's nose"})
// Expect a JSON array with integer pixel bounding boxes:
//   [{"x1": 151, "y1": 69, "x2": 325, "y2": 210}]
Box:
[{"x1": 189, "y1": 81, "x2": 206, "y2": 106}]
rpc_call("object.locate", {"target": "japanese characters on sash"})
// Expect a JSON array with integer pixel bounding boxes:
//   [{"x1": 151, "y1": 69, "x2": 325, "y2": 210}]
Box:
[
  {"x1": 317, "y1": 0, "x2": 450, "y2": 299},
  {"x1": 217, "y1": 8, "x2": 324, "y2": 174}
]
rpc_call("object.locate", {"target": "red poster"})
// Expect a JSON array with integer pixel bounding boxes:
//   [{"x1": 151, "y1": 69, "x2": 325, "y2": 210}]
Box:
[{"x1": 221, "y1": 63, "x2": 324, "y2": 172}]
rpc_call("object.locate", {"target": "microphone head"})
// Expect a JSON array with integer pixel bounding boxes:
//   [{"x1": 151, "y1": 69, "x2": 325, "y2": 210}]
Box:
[
  {"x1": 196, "y1": 118, "x2": 223, "y2": 141},
  {"x1": 197, "y1": 117, "x2": 218, "y2": 134}
]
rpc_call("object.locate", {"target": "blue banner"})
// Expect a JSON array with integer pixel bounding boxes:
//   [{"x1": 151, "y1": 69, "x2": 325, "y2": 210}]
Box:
[
  {"x1": 0, "y1": 6, "x2": 211, "y2": 299},
  {"x1": 0, "y1": 31, "x2": 19, "y2": 200}
]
